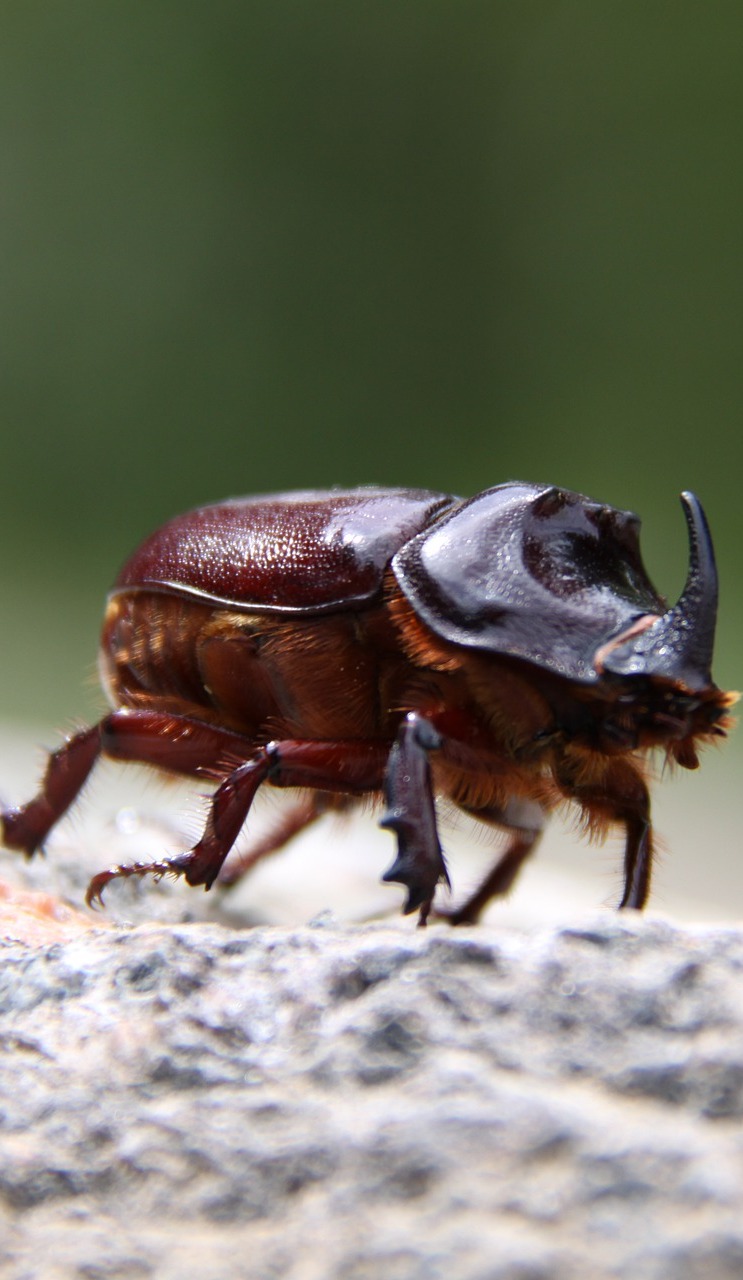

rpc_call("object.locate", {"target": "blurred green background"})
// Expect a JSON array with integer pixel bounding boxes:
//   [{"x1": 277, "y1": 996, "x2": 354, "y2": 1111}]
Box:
[{"x1": 1, "y1": 1, "x2": 741, "y2": 737}]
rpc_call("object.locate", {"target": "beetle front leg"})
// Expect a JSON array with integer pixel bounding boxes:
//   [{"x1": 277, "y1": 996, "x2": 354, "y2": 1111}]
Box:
[
  {"x1": 563, "y1": 761, "x2": 653, "y2": 911},
  {"x1": 379, "y1": 713, "x2": 449, "y2": 925},
  {"x1": 596, "y1": 771, "x2": 653, "y2": 910},
  {"x1": 618, "y1": 807, "x2": 652, "y2": 910}
]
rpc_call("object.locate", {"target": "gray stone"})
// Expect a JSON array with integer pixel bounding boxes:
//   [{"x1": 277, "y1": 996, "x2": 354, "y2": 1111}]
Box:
[{"x1": 0, "y1": 915, "x2": 742, "y2": 1277}]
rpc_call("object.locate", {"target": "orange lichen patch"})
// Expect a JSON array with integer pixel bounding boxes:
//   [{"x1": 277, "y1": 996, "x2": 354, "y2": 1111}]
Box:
[{"x1": 0, "y1": 879, "x2": 107, "y2": 945}]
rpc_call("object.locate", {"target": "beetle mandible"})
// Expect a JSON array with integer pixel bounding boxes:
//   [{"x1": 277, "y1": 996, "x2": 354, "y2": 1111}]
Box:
[{"x1": 1, "y1": 484, "x2": 734, "y2": 924}]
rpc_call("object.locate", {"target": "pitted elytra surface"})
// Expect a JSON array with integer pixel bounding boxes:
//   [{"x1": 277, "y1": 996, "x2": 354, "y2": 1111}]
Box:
[{"x1": 0, "y1": 915, "x2": 743, "y2": 1278}]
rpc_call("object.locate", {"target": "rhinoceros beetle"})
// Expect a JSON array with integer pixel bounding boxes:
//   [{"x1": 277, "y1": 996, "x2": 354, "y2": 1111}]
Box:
[{"x1": 1, "y1": 484, "x2": 734, "y2": 924}]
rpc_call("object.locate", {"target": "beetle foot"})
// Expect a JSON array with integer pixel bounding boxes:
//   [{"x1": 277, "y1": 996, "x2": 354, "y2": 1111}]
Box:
[
  {"x1": 381, "y1": 843, "x2": 449, "y2": 921},
  {"x1": 85, "y1": 853, "x2": 193, "y2": 908},
  {"x1": 1, "y1": 803, "x2": 50, "y2": 860},
  {"x1": 381, "y1": 853, "x2": 436, "y2": 918}
]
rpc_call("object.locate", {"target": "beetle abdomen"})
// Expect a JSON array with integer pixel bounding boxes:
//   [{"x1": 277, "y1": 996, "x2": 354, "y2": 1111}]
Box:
[
  {"x1": 101, "y1": 589, "x2": 396, "y2": 742},
  {"x1": 100, "y1": 593, "x2": 233, "y2": 722}
]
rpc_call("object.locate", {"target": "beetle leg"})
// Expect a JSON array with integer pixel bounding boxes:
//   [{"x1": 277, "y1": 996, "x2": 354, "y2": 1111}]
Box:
[
  {"x1": 98, "y1": 709, "x2": 256, "y2": 780},
  {"x1": 2, "y1": 708, "x2": 270, "y2": 869},
  {"x1": 87, "y1": 733, "x2": 391, "y2": 906},
  {"x1": 618, "y1": 808, "x2": 652, "y2": 910},
  {"x1": 73, "y1": 711, "x2": 275, "y2": 903},
  {"x1": 183, "y1": 738, "x2": 388, "y2": 894},
  {"x1": 594, "y1": 773, "x2": 653, "y2": 910},
  {"x1": 217, "y1": 792, "x2": 344, "y2": 887},
  {"x1": 434, "y1": 798, "x2": 544, "y2": 926},
  {"x1": 379, "y1": 713, "x2": 449, "y2": 926},
  {"x1": 1, "y1": 726, "x2": 101, "y2": 858},
  {"x1": 561, "y1": 762, "x2": 653, "y2": 911},
  {"x1": 85, "y1": 750, "x2": 272, "y2": 906}
]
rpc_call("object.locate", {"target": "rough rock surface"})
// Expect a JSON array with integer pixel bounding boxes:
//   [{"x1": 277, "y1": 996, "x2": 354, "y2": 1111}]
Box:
[{"x1": 0, "y1": 914, "x2": 743, "y2": 1278}]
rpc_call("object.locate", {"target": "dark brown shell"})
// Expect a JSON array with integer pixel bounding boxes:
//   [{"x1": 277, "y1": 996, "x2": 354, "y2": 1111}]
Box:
[
  {"x1": 113, "y1": 487, "x2": 454, "y2": 613},
  {"x1": 391, "y1": 483, "x2": 666, "y2": 683}
]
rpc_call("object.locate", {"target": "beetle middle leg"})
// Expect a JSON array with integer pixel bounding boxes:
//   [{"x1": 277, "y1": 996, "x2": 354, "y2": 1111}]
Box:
[
  {"x1": 87, "y1": 733, "x2": 391, "y2": 905},
  {"x1": 216, "y1": 792, "x2": 348, "y2": 887},
  {"x1": 216, "y1": 724, "x2": 450, "y2": 924},
  {"x1": 434, "y1": 798, "x2": 545, "y2": 926}
]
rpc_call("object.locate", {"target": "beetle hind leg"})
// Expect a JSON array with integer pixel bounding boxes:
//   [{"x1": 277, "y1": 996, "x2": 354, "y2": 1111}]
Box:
[
  {"x1": 85, "y1": 852, "x2": 196, "y2": 906},
  {"x1": 1, "y1": 725, "x2": 102, "y2": 859},
  {"x1": 434, "y1": 798, "x2": 544, "y2": 926}
]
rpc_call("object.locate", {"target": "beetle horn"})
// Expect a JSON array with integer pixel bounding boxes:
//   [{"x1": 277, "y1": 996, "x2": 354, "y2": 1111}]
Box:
[{"x1": 604, "y1": 492, "x2": 718, "y2": 690}]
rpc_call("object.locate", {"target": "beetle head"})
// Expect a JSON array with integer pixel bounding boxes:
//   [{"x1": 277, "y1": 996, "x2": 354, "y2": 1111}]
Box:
[{"x1": 595, "y1": 491, "x2": 736, "y2": 765}]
